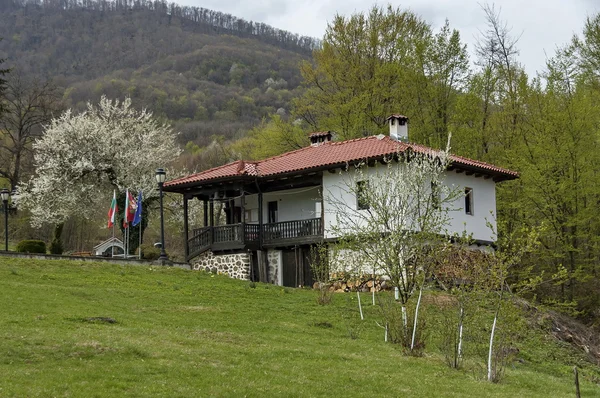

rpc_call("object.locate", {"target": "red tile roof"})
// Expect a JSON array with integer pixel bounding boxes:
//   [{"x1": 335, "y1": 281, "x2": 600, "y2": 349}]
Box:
[{"x1": 165, "y1": 135, "x2": 518, "y2": 189}]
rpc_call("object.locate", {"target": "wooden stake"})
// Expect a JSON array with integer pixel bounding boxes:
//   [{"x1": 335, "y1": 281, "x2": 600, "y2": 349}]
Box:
[{"x1": 357, "y1": 291, "x2": 364, "y2": 320}]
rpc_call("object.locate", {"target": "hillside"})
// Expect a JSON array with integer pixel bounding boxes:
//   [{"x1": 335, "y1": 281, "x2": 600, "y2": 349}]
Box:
[
  {"x1": 0, "y1": 257, "x2": 599, "y2": 396},
  {"x1": 0, "y1": 0, "x2": 312, "y2": 146}
]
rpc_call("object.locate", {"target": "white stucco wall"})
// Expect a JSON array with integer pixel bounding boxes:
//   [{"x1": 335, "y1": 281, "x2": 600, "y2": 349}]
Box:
[
  {"x1": 322, "y1": 166, "x2": 497, "y2": 242},
  {"x1": 444, "y1": 171, "x2": 497, "y2": 242},
  {"x1": 245, "y1": 187, "x2": 321, "y2": 223},
  {"x1": 243, "y1": 187, "x2": 321, "y2": 223},
  {"x1": 322, "y1": 168, "x2": 364, "y2": 239}
]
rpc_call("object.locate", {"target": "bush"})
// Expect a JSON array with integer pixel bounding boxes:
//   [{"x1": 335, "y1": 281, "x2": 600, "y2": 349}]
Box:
[
  {"x1": 16, "y1": 240, "x2": 47, "y2": 254},
  {"x1": 139, "y1": 244, "x2": 161, "y2": 261},
  {"x1": 49, "y1": 239, "x2": 64, "y2": 255}
]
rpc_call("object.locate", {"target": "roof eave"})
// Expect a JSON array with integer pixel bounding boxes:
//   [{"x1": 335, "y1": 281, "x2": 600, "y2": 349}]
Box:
[{"x1": 163, "y1": 175, "x2": 256, "y2": 193}]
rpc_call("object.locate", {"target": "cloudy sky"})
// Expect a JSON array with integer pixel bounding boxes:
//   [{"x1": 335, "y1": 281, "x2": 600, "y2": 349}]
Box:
[{"x1": 176, "y1": 0, "x2": 600, "y2": 77}]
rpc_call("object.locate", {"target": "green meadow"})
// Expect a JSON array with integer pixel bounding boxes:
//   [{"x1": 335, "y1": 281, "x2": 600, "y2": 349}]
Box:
[{"x1": 0, "y1": 257, "x2": 597, "y2": 397}]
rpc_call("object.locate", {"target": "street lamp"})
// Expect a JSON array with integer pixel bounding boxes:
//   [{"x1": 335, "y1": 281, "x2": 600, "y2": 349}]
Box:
[
  {"x1": 155, "y1": 168, "x2": 168, "y2": 262},
  {"x1": 1, "y1": 188, "x2": 9, "y2": 252}
]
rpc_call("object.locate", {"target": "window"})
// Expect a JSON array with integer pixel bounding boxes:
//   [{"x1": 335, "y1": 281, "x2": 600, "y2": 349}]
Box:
[
  {"x1": 464, "y1": 187, "x2": 473, "y2": 215},
  {"x1": 356, "y1": 180, "x2": 370, "y2": 210}
]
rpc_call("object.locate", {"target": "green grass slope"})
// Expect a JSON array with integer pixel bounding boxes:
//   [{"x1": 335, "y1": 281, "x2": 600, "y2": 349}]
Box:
[{"x1": 0, "y1": 258, "x2": 597, "y2": 397}]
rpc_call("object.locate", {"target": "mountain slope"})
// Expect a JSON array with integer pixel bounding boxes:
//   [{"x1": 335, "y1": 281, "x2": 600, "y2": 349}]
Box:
[{"x1": 0, "y1": 0, "x2": 313, "y2": 144}]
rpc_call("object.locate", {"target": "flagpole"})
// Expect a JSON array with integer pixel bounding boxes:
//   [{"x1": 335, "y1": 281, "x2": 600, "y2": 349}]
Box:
[
  {"x1": 112, "y1": 223, "x2": 115, "y2": 257},
  {"x1": 124, "y1": 189, "x2": 129, "y2": 259},
  {"x1": 138, "y1": 219, "x2": 142, "y2": 260},
  {"x1": 126, "y1": 226, "x2": 129, "y2": 259}
]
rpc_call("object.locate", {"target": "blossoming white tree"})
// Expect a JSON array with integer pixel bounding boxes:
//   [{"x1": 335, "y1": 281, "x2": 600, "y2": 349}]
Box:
[
  {"x1": 18, "y1": 96, "x2": 181, "y2": 231},
  {"x1": 327, "y1": 138, "x2": 461, "y2": 350}
]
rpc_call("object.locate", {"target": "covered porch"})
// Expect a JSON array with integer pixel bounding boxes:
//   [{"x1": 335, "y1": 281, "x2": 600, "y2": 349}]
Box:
[{"x1": 169, "y1": 172, "x2": 325, "y2": 262}]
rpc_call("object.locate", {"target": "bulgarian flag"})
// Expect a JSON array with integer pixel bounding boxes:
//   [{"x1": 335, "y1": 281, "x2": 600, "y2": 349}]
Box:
[
  {"x1": 123, "y1": 189, "x2": 136, "y2": 228},
  {"x1": 107, "y1": 190, "x2": 118, "y2": 228}
]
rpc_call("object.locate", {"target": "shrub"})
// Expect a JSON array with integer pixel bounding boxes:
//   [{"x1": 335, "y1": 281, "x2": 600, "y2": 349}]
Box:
[
  {"x1": 49, "y1": 224, "x2": 64, "y2": 255},
  {"x1": 139, "y1": 244, "x2": 161, "y2": 261},
  {"x1": 49, "y1": 238, "x2": 64, "y2": 255},
  {"x1": 16, "y1": 240, "x2": 46, "y2": 254}
]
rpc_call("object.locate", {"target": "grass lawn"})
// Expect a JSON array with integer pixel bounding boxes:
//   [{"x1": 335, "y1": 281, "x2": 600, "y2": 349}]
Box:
[{"x1": 0, "y1": 257, "x2": 598, "y2": 397}]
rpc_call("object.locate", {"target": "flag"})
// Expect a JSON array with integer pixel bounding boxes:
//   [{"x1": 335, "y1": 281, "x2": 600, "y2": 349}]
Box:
[
  {"x1": 123, "y1": 189, "x2": 136, "y2": 228},
  {"x1": 107, "y1": 190, "x2": 118, "y2": 228},
  {"x1": 132, "y1": 190, "x2": 143, "y2": 227}
]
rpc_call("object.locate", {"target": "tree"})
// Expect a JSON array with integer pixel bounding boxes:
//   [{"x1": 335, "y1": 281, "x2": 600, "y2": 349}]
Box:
[
  {"x1": 573, "y1": 13, "x2": 600, "y2": 83},
  {"x1": 418, "y1": 20, "x2": 470, "y2": 149},
  {"x1": 293, "y1": 5, "x2": 432, "y2": 140},
  {"x1": 326, "y1": 137, "x2": 461, "y2": 352},
  {"x1": 0, "y1": 72, "x2": 62, "y2": 191},
  {"x1": 17, "y1": 97, "x2": 182, "y2": 243},
  {"x1": 293, "y1": 6, "x2": 469, "y2": 148},
  {"x1": 508, "y1": 47, "x2": 600, "y2": 308},
  {"x1": 228, "y1": 115, "x2": 308, "y2": 160},
  {"x1": 0, "y1": 37, "x2": 9, "y2": 117}
]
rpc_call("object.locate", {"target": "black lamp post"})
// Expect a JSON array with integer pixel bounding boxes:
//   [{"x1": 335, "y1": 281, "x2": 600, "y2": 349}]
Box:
[
  {"x1": 1, "y1": 188, "x2": 9, "y2": 252},
  {"x1": 155, "y1": 168, "x2": 168, "y2": 261}
]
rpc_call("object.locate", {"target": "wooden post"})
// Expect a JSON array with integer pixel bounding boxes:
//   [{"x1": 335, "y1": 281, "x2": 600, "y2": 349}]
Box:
[
  {"x1": 320, "y1": 188, "x2": 324, "y2": 235},
  {"x1": 257, "y1": 250, "x2": 267, "y2": 283},
  {"x1": 183, "y1": 194, "x2": 189, "y2": 260},
  {"x1": 209, "y1": 198, "x2": 214, "y2": 244},
  {"x1": 240, "y1": 186, "x2": 245, "y2": 244},
  {"x1": 203, "y1": 199, "x2": 208, "y2": 227},
  {"x1": 258, "y1": 191, "x2": 263, "y2": 248}
]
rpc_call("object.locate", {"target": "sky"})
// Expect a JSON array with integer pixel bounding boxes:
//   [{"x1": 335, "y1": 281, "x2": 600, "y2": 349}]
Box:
[{"x1": 176, "y1": 0, "x2": 600, "y2": 78}]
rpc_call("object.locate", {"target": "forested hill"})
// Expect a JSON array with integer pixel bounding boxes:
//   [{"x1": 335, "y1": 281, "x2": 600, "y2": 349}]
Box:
[{"x1": 0, "y1": 0, "x2": 314, "y2": 145}]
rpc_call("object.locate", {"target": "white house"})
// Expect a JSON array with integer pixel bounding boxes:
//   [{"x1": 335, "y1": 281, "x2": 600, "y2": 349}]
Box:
[{"x1": 164, "y1": 115, "x2": 518, "y2": 286}]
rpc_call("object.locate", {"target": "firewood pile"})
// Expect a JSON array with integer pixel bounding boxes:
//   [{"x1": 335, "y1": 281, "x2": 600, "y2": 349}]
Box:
[{"x1": 313, "y1": 273, "x2": 392, "y2": 292}]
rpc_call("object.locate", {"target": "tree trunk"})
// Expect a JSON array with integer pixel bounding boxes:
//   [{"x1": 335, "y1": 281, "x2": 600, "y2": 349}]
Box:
[
  {"x1": 11, "y1": 144, "x2": 22, "y2": 192},
  {"x1": 49, "y1": 222, "x2": 64, "y2": 255}
]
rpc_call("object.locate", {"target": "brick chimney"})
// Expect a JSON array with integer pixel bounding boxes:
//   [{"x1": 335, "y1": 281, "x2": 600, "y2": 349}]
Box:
[
  {"x1": 386, "y1": 115, "x2": 409, "y2": 142},
  {"x1": 309, "y1": 131, "x2": 333, "y2": 146}
]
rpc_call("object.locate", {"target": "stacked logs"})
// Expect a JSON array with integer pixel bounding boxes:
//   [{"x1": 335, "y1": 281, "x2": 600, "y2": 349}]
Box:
[{"x1": 313, "y1": 273, "x2": 391, "y2": 293}]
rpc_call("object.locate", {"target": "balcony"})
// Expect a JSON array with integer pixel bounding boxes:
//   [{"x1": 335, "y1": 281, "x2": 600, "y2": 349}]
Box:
[{"x1": 187, "y1": 218, "x2": 323, "y2": 260}]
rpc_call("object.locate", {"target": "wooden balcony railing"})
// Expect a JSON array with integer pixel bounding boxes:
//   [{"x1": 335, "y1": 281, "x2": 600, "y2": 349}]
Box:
[
  {"x1": 213, "y1": 224, "x2": 242, "y2": 243},
  {"x1": 186, "y1": 218, "x2": 322, "y2": 260},
  {"x1": 263, "y1": 218, "x2": 322, "y2": 244},
  {"x1": 188, "y1": 226, "x2": 211, "y2": 259},
  {"x1": 244, "y1": 224, "x2": 261, "y2": 242}
]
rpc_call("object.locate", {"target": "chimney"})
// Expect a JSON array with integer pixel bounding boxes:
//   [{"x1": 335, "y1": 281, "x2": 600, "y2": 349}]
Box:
[
  {"x1": 386, "y1": 114, "x2": 409, "y2": 142},
  {"x1": 309, "y1": 131, "x2": 333, "y2": 146}
]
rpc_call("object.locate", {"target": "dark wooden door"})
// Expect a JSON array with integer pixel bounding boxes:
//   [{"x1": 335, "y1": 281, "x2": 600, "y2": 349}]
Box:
[
  {"x1": 225, "y1": 205, "x2": 242, "y2": 224},
  {"x1": 301, "y1": 247, "x2": 315, "y2": 287},
  {"x1": 281, "y1": 247, "x2": 315, "y2": 288},
  {"x1": 282, "y1": 249, "x2": 296, "y2": 287},
  {"x1": 250, "y1": 251, "x2": 259, "y2": 282},
  {"x1": 268, "y1": 201, "x2": 278, "y2": 223}
]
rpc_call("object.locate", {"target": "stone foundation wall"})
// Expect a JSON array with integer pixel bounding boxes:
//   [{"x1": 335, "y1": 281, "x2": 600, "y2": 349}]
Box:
[
  {"x1": 267, "y1": 250, "x2": 281, "y2": 285},
  {"x1": 192, "y1": 251, "x2": 250, "y2": 280}
]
